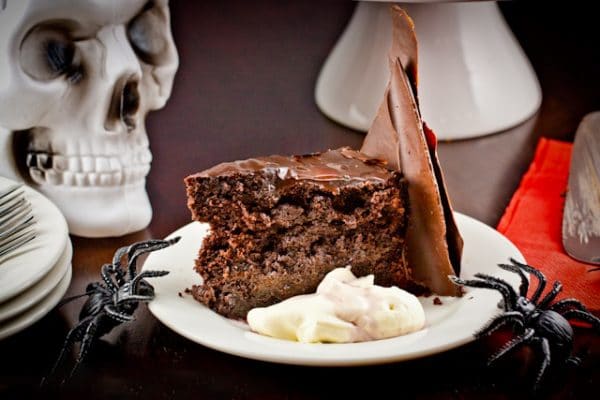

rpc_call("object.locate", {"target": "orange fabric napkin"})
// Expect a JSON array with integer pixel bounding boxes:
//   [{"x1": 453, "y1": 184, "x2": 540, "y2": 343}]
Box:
[{"x1": 497, "y1": 138, "x2": 600, "y2": 312}]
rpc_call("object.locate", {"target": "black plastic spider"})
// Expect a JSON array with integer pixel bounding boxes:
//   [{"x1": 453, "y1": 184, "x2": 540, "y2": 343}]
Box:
[
  {"x1": 43, "y1": 237, "x2": 180, "y2": 384},
  {"x1": 450, "y1": 258, "x2": 600, "y2": 391}
]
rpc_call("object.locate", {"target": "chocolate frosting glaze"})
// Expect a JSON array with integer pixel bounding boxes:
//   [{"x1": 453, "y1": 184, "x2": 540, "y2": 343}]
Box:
[
  {"x1": 361, "y1": 6, "x2": 463, "y2": 296},
  {"x1": 195, "y1": 147, "x2": 393, "y2": 193}
]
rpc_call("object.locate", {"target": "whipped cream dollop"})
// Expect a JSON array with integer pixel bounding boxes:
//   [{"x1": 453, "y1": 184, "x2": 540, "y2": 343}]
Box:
[{"x1": 247, "y1": 267, "x2": 425, "y2": 343}]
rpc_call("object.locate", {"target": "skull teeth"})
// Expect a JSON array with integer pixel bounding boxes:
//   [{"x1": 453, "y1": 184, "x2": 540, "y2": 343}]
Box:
[
  {"x1": 26, "y1": 151, "x2": 151, "y2": 187},
  {"x1": 81, "y1": 156, "x2": 95, "y2": 172},
  {"x1": 30, "y1": 168, "x2": 44, "y2": 185}
]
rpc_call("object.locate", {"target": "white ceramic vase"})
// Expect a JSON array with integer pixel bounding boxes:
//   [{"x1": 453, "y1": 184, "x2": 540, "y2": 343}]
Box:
[{"x1": 315, "y1": 1, "x2": 541, "y2": 139}]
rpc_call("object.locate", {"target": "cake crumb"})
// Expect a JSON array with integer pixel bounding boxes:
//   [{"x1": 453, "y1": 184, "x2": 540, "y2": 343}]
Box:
[{"x1": 433, "y1": 297, "x2": 443, "y2": 305}]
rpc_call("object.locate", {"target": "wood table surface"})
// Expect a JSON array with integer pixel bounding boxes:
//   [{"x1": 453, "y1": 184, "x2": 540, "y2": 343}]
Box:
[{"x1": 1, "y1": 1, "x2": 598, "y2": 399}]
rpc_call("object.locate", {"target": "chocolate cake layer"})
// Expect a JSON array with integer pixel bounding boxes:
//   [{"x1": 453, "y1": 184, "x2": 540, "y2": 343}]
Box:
[{"x1": 185, "y1": 147, "x2": 411, "y2": 319}]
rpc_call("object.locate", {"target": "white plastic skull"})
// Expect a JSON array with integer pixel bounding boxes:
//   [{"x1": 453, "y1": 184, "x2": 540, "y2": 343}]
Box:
[{"x1": 0, "y1": 0, "x2": 178, "y2": 237}]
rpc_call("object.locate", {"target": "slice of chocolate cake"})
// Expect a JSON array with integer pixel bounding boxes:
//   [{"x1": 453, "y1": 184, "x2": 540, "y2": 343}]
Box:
[{"x1": 185, "y1": 148, "x2": 410, "y2": 319}]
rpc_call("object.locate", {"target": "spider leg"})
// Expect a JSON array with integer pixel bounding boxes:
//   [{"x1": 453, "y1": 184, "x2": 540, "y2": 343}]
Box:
[
  {"x1": 65, "y1": 315, "x2": 101, "y2": 382},
  {"x1": 41, "y1": 315, "x2": 94, "y2": 386},
  {"x1": 509, "y1": 258, "x2": 546, "y2": 304},
  {"x1": 566, "y1": 356, "x2": 582, "y2": 367},
  {"x1": 127, "y1": 237, "x2": 180, "y2": 280},
  {"x1": 112, "y1": 244, "x2": 132, "y2": 267},
  {"x1": 487, "y1": 327, "x2": 534, "y2": 366},
  {"x1": 111, "y1": 239, "x2": 173, "y2": 271},
  {"x1": 449, "y1": 276, "x2": 514, "y2": 311},
  {"x1": 126, "y1": 239, "x2": 172, "y2": 259},
  {"x1": 537, "y1": 281, "x2": 562, "y2": 309},
  {"x1": 476, "y1": 311, "x2": 524, "y2": 338},
  {"x1": 56, "y1": 291, "x2": 93, "y2": 308},
  {"x1": 562, "y1": 309, "x2": 600, "y2": 331},
  {"x1": 105, "y1": 305, "x2": 135, "y2": 322},
  {"x1": 498, "y1": 262, "x2": 529, "y2": 297},
  {"x1": 78, "y1": 282, "x2": 112, "y2": 301},
  {"x1": 100, "y1": 264, "x2": 119, "y2": 292},
  {"x1": 532, "y1": 337, "x2": 551, "y2": 392},
  {"x1": 550, "y1": 298, "x2": 589, "y2": 313},
  {"x1": 125, "y1": 240, "x2": 165, "y2": 279},
  {"x1": 131, "y1": 270, "x2": 169, "y2": 292},
  {"x1": 117, "y1": 294, "x2": 155, "y2": 304},
  {"x1": 474, "y1": 273, "x2": 518, "y2": 309}
]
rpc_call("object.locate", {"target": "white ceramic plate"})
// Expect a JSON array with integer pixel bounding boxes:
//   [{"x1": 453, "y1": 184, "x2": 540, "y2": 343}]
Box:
[
  {"x1": 0, "y1": 264, "x2": 72, "y2": 340},
  {"x1": 0, "y1": 240, "x2": 72, "y2": 322},
  {"x1": 0, "y1": 177, "x2": 69, "y2": 302},
  {"x1": 143, "y1": 213, "x2": 524, "y2": 366}
]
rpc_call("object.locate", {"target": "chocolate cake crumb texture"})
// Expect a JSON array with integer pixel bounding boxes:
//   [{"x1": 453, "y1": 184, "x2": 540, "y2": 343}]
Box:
[{"x1": 185, "y1": 147, "x2": 414, "y2": 319}]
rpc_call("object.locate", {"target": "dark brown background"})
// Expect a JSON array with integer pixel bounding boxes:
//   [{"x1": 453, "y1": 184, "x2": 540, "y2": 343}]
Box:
[{"x1": 1, "y1": 1, "x2": 598, "y2": 399}]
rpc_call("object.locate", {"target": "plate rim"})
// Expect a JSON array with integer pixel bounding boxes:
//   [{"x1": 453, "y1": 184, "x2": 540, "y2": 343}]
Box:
[
  {"x1": 0, "y1": 240, "x2": 72, "y2": 322},
  {"x1": 0, "y1": 178, "x2": 69, "y2": 302},
  {"x1": 0, "y1": 262, "x2": 72, "y2": 340},
  {"x1": 143, "y1": 212, "x2": 524, "y2": 366}
]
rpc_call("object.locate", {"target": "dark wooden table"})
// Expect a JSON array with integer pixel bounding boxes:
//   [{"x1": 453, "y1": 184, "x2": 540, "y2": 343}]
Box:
[{"x1": 1, "y1": 1, "x2": 598, "y2": 399}]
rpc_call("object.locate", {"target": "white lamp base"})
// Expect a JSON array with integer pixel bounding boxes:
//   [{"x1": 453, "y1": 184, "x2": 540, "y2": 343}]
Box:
[{"x1": 315, "y1": 1, "x2": 542, "y2": 140}]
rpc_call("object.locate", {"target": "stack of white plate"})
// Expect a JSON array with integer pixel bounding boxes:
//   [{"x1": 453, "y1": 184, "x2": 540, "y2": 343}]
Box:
[{"x1": 0, "y1": 177, "x2": 72, "y2": 340}]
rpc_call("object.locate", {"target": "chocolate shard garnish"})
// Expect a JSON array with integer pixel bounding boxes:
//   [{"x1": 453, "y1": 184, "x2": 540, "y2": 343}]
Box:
[
  {"x1": 389, "y1": 5, "x2": 418, "y2": 103},
  {"x1": 361, "y1": 5, "x2": 463, "y2": 296}
]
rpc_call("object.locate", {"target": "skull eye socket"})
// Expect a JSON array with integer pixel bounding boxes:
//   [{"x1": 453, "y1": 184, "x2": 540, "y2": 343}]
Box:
[
  {"x1": 127, "y1": 3, "x2": 168, "y2": 65},
  {"x1": 20, "y1": 25, "x2": 82, "y2": 83}
]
